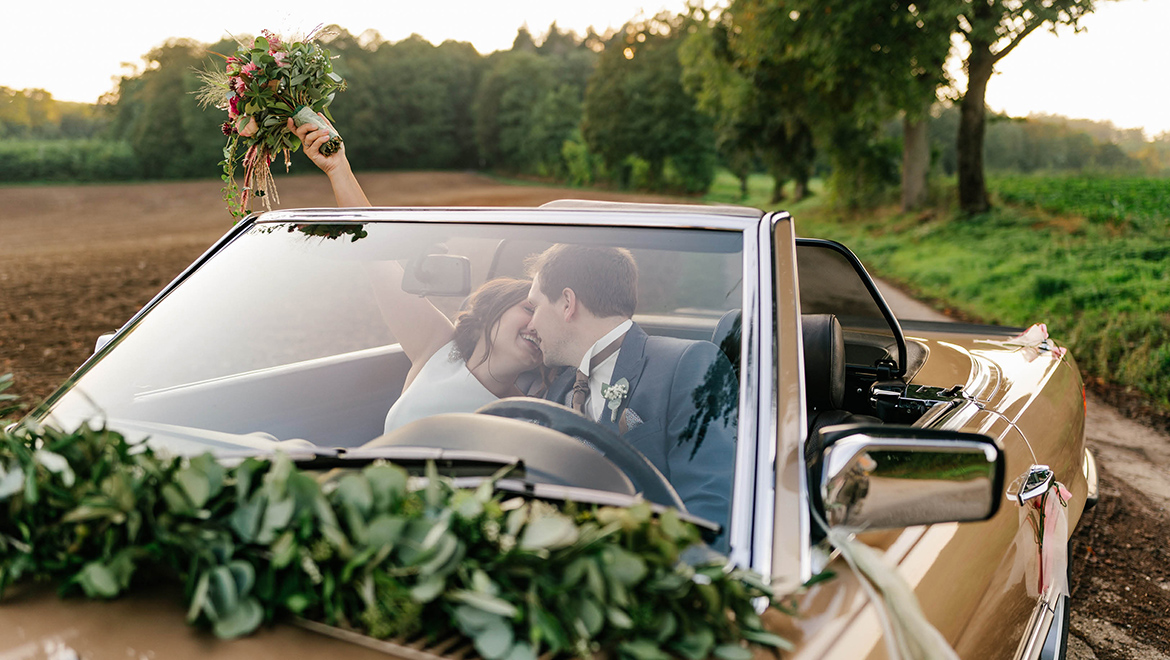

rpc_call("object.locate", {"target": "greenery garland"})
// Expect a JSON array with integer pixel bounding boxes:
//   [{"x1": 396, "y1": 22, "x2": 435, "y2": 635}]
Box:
[{"x1": 0, "y1": 416, "x2": 791, "y2": 660}]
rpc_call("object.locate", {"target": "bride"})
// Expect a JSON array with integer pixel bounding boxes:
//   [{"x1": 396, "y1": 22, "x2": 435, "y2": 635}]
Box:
[{"x1": 288, "y1": 116, "x2": 544, "y2": 434}]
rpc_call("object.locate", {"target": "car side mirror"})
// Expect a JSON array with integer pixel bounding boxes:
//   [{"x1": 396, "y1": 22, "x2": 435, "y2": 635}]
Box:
[
  {"x1": 401, "y1": 254, "x2": 471, "y2": 297},
  {"x1": 808, "y1": 425, "x2": 1004, "y2": 531}
]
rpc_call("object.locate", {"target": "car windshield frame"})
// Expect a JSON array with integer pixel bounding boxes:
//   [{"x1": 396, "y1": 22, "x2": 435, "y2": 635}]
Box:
[{"x1": 29, "y1": 204, "x2": 778, "y2": 574}]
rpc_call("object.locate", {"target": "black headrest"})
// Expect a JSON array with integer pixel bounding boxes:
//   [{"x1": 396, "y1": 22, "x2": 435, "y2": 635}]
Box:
[{"x1": 802, "y1": 314, "x2": 845, "y2": 411}]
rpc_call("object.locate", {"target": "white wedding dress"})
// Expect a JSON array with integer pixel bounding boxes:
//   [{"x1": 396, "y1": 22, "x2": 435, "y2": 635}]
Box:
[{"x1": 382, "y1": 340, "x2": 498, "y2": 435}]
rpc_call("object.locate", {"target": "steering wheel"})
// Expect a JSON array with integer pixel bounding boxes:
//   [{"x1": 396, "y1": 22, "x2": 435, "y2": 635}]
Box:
[{"x1": 475, "y1": 398, "x2": 686, "y2": 511}]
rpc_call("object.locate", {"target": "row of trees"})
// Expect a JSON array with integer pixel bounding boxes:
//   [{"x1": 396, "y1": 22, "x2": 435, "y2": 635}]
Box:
[{"x1": 8, "y1": 1, "x2": 1153, "y2": 211}]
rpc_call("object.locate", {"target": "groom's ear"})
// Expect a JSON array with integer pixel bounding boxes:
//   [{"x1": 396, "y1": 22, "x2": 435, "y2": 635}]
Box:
[{"x1": 560, "y1": 287, "x2": 578, "y2": 321}]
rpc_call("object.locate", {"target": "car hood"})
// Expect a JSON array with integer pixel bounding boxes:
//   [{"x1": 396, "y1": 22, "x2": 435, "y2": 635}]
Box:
[{"x1": 0, "y1": 583, "x2": 422, "y2": 660}]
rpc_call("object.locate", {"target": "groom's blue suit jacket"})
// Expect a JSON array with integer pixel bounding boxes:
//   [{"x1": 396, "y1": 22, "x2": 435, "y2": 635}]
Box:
[{"x1": 546, "y1": 323, "x2": 737, "y2": 544}]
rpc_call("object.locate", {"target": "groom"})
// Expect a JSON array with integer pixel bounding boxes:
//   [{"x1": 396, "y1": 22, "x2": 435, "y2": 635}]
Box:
[{"x1": 524, "y1": 244, "x2": 736, "y2": 543}]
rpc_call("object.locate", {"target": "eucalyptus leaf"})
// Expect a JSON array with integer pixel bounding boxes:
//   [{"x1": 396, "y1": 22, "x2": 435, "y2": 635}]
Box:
[
  {"x1": 212, "y1": 597, "x2": 264, "y2": 639},
  {"x1": 607, "y1": 606, "x2": 633, "y2": 629},
  {"x1": 741, "y1": 629, "x2": 795, "y2": 651},
  {"x1": 472, "y1": 616, "x2": 514, "y2": 660},
  {"x1": 672, "y1": 626, "x2": 715, "y2": 660},
  {"x1": 519, "y1": 514, "x2": 578, "y2": 551},
  {"x1": 607, "y1": 547, "x2": 648, "y2": 586},
  {"x1": 577, "y1": 596, "x2": 604, "y2": 636},
  {"x1": 619, "y1": 639, "x2": 673, "y2": 660},
  {"x1": 206, "y1": 565, "x2": 241, "y2": 621},
  {"x1": 176, "y1": 469, "x2": 211, "y2": 509},
  {"x1": 454, "y1": 604, "x2": 504, "y2": 633},
  {"x1": 410, "y1": 576, "x2": 446, "y2": 603},
  {"x1": 450, "y1": 590, "x2": 519, "y2": 618},
  {"x1": 713, "y1": 644, "x2": 754, "y2": 660},
  {"x1": 366, "y1": 514, "x2": 407, "y2": 548},
  {"x1": 76, "y1": 562, "x2": 120, "y2": 598}
]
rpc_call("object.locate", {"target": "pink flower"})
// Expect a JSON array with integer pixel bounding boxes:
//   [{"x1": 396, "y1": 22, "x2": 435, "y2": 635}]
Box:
[
  {"x1": 240, "y1": 62, "x2": 259, "y2": 78},
  {"x1": 235, "y1": 115, "x2": 259, "y2": 138},
  {"x1": 273, "y1": 51, "x2": 288, "y2": 66},
  {"x1": 221, "y1": 121, "x2": 235, "y2": 136},
  {"x1": 261, "y1": 29, "x2": 282, "y2": 52},
  {"x1": 228, "y1": 94, "x2": 240, "y2": 119},
  {"x1": 232, "y1": 76, "x2": 247, "y2": 94}
]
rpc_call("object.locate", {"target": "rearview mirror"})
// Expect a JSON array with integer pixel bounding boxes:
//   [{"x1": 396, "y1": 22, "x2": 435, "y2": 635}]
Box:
[
  {"x1": 401, "y1": 254, "x2": 471, "y2": 297},
  {"x1": 808, "y1": 425, "x2": 1004, "y2": 531}
]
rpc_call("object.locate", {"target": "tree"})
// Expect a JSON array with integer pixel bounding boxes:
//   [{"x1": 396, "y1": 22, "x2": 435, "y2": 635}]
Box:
[
  {"x1": 955, "y1": 0, "x2": 1104, "y2": 213},
  {"x1": 715, "y1": 0, "x2": 953, "y2": 208},
  {"x1": 582, "y1": 16, "x2": 717, "y2": 193}
]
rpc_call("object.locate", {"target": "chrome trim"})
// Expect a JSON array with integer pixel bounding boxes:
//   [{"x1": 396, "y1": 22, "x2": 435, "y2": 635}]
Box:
[
  {"x1": 937, "y1": 399, "x2": 984, "y2": 430},
  {"x1": 727, "y1": 223, "x2": 766, "y2": 570},
  {"x1": 255, "y1": 206, "x2": 764, "y2": 231},
  {"x1": 765, "y1": 212, "x2": 809, "y2": 592},
  {"x1": 1014, "y1": 594, "x2": 1060, "y2": 660}
]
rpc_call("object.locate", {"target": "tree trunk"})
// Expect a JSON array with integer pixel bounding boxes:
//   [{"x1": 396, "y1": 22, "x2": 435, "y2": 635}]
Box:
[
  {"x1": 901, "y1": 113, "x2": 930, "y2": 212},
  {"x1": 958, "y1": 45, "x2": 994, "y2": 214}
]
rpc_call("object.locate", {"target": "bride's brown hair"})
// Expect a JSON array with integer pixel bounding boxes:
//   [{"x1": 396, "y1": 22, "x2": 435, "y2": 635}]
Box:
[{"x1": 451, "y1": 277, "x2": 534, "y2": 369}]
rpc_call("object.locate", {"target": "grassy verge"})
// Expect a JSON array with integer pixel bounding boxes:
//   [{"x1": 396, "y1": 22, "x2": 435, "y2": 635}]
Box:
[{"x1": 787, "y1": 188, "x2": 1170, "y2": 410}]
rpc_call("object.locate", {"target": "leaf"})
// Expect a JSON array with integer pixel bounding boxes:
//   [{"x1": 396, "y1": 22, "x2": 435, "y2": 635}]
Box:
[
  {"x1": 212, "y1": 597, "x2": 264, "y2": 639},
  {"x1": 577, "y1": 597, "x2": 604, "y2": 636},
  {"x1": 230, "y1": 496, "x2": 265, "y2": 542},
  {"x1": 365, "y1": 464, "x2": 408, "y2": 511},
  {"x1": 410, "y1": 576, "x2": 446, "y2": 603},
  {"x1": 34, "y1": 450, "x2": 74, "y2": 486},
  {"x1": 503, "y1": 641, "x2": 536, "y2": 660},
  {"x1": 206, "y1": 565, "x2": 240, "y2": 621},
  {"x1": 454, "y1": 604, "x2": 504, "y2": 633},
  {"x1": 0, "y1": 463, "x2": 26, "y2": 499},
  {"x1": 672, "y1": 627, "x2": 715, "y2": 660},
  {"x1": 741, "y1": 629, "x2": 794, "y2": 651},
  {"x1": 188, "y1": 571, "x2": 210, "y2": 623},
  {"x1": 450, "y1": 590, "x2": 519, "y2": 618},
  {"x1": 713, "y1": 644, "x2": 754, "y2": 660},
  {"x1": 366, "y1": 514, "x2": 407, "y2": 549},
  {"x1": 472, "y1": 616, "x2": 514, "y2": 660},
  {"x1": 607, "y1": 547, "x2": 648, "y2": 586},
  {"x1": 607, "y1": 606, "x2": 633, "y2": 629},
  {"x1": 519, "y1": 514, "x2": 577, "y2": 551},
  {"x1": 176, "y1": 468, "x2": 211, "y2": 509},
  {"x1": 619, "y1": 639, "x2": 673, "y2": 660},
  {"x1": 533, "y1": 608, "x2": 570, "y2": 652},
  {"x1": 76, "y1": 562, "x2": 121, "y2": 598},
  {"x1": 228, "y1": 560, "x2": 255, "y2": 597}
]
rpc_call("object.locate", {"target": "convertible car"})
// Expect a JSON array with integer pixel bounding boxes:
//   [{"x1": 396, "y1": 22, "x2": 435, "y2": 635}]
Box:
[{"x1": 4, "y1": 201, "x2": 1095, "y2": 659}]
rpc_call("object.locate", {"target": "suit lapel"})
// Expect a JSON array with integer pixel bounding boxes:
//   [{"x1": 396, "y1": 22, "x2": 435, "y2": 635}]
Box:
[{"x1": 599, "y1": 323, "x2": 648, "y2": 433}]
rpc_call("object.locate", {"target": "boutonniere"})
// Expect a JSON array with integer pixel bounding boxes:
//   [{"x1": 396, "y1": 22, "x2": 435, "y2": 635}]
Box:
[{"x1": 600, "y1": 378, "x2": 630, "y2": 422}]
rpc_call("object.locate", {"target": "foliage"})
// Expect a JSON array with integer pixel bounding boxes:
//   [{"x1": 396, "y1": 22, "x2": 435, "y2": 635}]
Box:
[
  {"x1": 794, "y1": 177, "x2": 1170, "y2": 407},
  {"x1": 196, "y1": 29, "x2": 347, "y2": 219},
  {"x1": 582, "y1": 15, "x2": 717, "y2": 193},
  {"x1": 0, "y1": 423, "x2": 790, "y2": 658},
  {"x1": 954, "y1": 0, "x2": 1107, "y2": 213},
  {"x1": 702, "y1": 0, "x2": 953, "y2": 207},
  {"x1": 0, "y1": 139, "x2": 140, "y2": 183},
  {"x1": 0, "y1": 88, "x2": 109, "y2": 139},
  {"x1": 0, "y1": 374, "x2": 20, "y2": 420}
]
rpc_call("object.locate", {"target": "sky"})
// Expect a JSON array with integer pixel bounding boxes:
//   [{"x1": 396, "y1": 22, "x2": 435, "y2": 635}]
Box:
[{"x1": 5, "y1": 0, "x2": 1168, "y2": 138}]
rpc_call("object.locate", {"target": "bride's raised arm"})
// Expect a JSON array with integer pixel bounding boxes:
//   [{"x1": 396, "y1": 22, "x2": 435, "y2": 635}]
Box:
[
  {"x1": 364, "y1": 262, "x2": 455, "y2": 389},
  {"x1": 288, "y1": 115, "x2": 370, "y2": 207}
]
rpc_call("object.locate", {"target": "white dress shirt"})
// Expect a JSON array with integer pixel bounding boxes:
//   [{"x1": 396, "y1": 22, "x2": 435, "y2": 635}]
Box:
[{"x1": 575, "y1": 319, "x2": 634, "y2": 421}]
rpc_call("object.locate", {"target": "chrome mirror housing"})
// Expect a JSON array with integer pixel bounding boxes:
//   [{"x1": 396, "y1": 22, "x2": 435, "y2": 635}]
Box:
[{"x1": 810, "y1": 425, "x2": 1005, "y2": 530}]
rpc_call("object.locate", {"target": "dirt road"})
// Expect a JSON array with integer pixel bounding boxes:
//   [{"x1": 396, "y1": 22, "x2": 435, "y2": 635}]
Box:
[{"x1": 1, "y1": 172, "x2": 1167, "y2": 658}]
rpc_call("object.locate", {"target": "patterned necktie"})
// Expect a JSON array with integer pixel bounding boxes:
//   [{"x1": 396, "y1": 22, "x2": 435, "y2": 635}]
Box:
[{"x1": 569, "y1": 331, "x2": 626, "y2": 416}]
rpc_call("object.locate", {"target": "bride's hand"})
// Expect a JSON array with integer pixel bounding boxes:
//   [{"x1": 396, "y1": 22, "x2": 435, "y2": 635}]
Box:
[{"x1": 288, "y1": 114, "x2": 347, "y2": 175}]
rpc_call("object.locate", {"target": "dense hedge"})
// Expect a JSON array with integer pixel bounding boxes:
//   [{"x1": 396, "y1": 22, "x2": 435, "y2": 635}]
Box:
[{"x1": 0, "y1": 140, "x2": 141, "y2": 183}]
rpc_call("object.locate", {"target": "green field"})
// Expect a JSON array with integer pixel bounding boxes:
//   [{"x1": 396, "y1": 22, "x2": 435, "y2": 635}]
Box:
[
  {"x1": 790, "y1": 175, "x2": 1170, "y2": 408},
  {"x1": 989, "y1": 175, "x2": 1170, "y2": 231}
]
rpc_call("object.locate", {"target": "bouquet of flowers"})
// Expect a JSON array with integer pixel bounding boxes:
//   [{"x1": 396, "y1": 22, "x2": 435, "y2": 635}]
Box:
[{"x1": 197, "y1": 28, "x2": 347, "y2": 220}]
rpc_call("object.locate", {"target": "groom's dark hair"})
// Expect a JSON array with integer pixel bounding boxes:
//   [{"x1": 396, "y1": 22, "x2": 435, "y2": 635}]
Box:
[{"x1": 527, "y1": 244, "x2": 637, "y2": 318}]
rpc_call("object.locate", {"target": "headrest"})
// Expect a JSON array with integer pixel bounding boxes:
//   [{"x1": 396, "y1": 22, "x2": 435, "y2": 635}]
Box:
[{"x1": 802, "y1": 314, "x2": 845, "y2": 410}]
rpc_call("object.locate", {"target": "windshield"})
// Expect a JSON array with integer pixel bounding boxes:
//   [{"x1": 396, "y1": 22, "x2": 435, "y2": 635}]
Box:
[{"x1": 42, "y1": 216, "x2": 746, "y2": 533}]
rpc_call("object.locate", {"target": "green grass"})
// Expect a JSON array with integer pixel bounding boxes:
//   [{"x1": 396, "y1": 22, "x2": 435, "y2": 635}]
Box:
[
  {"x1": 791, "y1": 179, "x2": 1170, "y2": 408},
  {"x1": 989, "y1": 175, "x2": 1170, "y2": 231}
]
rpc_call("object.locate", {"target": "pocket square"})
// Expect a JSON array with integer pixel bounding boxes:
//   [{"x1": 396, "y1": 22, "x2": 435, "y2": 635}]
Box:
[{"x1": 620, "y1": 408, "x2": 644, "y2": 434}]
